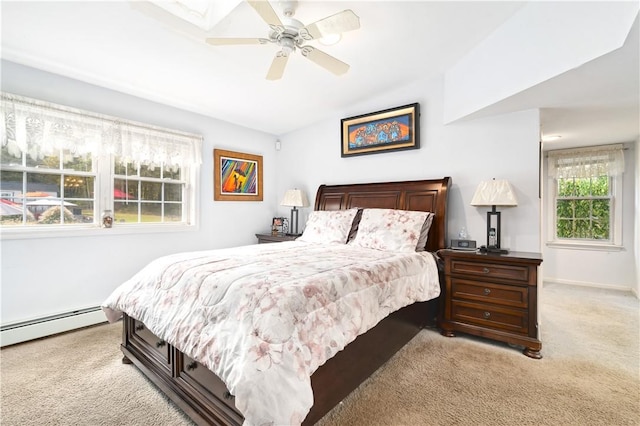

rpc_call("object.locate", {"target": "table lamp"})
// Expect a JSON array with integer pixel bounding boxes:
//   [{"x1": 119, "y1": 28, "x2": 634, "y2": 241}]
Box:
[
  {"x1": 280, "y1": 188, "x2": 309, "y2": 236},
  {"x1": 470, "y1": 178, "x2": 518, "y2": 254}
]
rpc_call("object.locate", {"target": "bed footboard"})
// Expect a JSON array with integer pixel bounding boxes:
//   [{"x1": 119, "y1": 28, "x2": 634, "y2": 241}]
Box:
[
  {"x1": 121, "y1": 298, "x2": 437, "y2": 425},
  {"x1": 121, "y1": 315, "x2": 243, "y2": 425}
]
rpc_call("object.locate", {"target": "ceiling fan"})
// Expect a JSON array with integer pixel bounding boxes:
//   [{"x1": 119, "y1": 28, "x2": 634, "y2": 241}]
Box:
[{"x1": 205, "y1": 0, "x2": 360, "y2": 80}]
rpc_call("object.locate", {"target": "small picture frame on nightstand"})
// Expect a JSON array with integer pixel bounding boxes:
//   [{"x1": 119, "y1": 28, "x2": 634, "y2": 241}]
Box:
[{"x1": 272, "y1": 217, "x2": 285, "y2": 234}]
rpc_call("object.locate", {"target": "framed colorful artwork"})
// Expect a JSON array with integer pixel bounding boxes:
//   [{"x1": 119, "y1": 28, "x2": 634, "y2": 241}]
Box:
[
  {"x1": 214, "y1": 149, "x2": 263, "y2": 201},
  {"x1": 340, "y1": 103, "x2": 420, "y2": 157}
]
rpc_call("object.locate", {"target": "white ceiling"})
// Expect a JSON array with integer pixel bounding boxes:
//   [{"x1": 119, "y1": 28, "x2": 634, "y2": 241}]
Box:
[
  {"x1": 1, "y1": 1, "x2": 638, "y2": 149},
  {"x1": 467, "y1": 11, "x2": 639, "y2": 150}
]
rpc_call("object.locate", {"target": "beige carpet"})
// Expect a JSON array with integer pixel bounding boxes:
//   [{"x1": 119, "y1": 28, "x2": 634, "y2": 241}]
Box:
[{"x1": 1, "y1": 283, "x2": 638, "y2": 425}]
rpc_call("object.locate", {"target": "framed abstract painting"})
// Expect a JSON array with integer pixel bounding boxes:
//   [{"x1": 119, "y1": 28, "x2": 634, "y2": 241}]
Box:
[
  {"x1": 341, "y1": 103, "x2": 420, "y2": 157},
  {"x1": 214, "y1": 149, "x2": 263, "y2": 201}
]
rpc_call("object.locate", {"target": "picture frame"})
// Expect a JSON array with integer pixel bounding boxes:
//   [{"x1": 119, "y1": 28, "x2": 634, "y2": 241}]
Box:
[
  {"x1": 271, "y1": 217, "x2": 289, "y2": 234},
  {"x1": 340, "y1": 103, "x2": 420, "y2": 157},
  {"x1": 272, "y1": 217, "x2": 284, "y2": 233},
  {"x1": 214, "y1": 149, "x2": 263, "y2": 201}
]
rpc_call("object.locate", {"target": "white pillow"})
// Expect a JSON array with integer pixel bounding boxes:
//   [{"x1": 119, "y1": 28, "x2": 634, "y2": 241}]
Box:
[
  {"x1": 297, "y1": 208, "x2": 360, "y2": 244},
  {"x1": 349, "y1": 208, "x2": 429, "y2": 252}
]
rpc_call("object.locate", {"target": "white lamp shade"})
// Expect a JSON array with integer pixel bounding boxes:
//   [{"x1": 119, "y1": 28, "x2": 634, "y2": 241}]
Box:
[
  {"x1": 470, "y1": 179, "x2": 518, "y2": 207},
  {"x1": 280, "y1": 189, "x2": 309, "y2": 207}
]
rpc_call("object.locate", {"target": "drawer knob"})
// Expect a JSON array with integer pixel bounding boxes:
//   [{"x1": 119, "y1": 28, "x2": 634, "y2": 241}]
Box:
[
  {"x1": 186, "y1": 361, "x2": 198, "y2": 371},
  {"x1": 483, "y1": 288, "x2": 491, "y2": 295},
  {"x1": 135, "y1": 324, "x2": 144, "y2": 331},
  {"x1": 156, "y1": 340, "x2": 167, "y2": 348},
  {"x1": 483, "y1": 267, "x2": 490, "y2": 274},
  {"x1": 483, "y1": 311, "x2": 491, "y2": 319},
  {"x1": 223, "y1": 391, "x2": 235, "y2": 400}
]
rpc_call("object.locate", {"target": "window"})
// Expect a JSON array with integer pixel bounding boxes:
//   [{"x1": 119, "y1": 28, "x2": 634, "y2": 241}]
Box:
[
  {"x1": 0, "y1": 92, "x2": 202, "y2": 234},
  {"x1": 555, "y1": 175, "x2": 611, "y2": 239},
  {"x1": 113, "y1": 158, "x2": 186, "y2": 223},
  {"x1": 1, "y1": 149, "x2": 95, "y2": 225},
  {"x1": 547, "y1": 144, "x2": 625, "y2": 248}
]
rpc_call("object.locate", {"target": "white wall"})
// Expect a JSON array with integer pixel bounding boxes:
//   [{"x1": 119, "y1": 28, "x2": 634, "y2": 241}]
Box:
[
  {"x1": 444, "y1": 1, "x2": 640, "y2": 123},
  {"x1": 275, "y1": 75, "x2": 542, "y2": 253},
  {"x1": 542, "y1": 143, "x2": 637, "y2": 292},
  {"x1": 0, "y1": 61, "x2": 279, "y2": 325},
  {"x1": 636, "y1": 137, "x2": 640, "y2": 296}
]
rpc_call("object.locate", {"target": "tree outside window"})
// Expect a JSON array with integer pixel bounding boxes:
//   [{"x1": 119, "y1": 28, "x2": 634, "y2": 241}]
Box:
[{"x1": 555, "y1": 175, "x2": 610, "y2": 240}]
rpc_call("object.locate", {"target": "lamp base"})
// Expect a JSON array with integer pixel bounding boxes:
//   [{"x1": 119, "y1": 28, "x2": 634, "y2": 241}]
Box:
[
  {"x1": 289, "y1": 207, "x2": 300, "y2": 236},
  {"x1": 479, "y1": 246, "x2": 509, "y2": 254}
]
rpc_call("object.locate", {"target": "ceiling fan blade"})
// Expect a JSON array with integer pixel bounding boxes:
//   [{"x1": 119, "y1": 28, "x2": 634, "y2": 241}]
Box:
[
  {"x1": 206, "y1": 37, "x2": 265, "y2": 46},
  {"x1": 303, "y1": 9, "x2": 360, "y2": 39},
  {"x1": 266, "y1": 53, "x2": 289, "y2": 81},
  {"x1": 247, "y1": 0, "x2": 283, "y2": 28},
  {"x1": 300, "y1": 46, "x2": 349, "y2": 76}
]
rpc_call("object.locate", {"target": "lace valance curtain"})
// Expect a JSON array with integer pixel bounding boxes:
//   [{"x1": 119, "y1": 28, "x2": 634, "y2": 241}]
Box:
[
  {"x1": 1, "y1": 92, "x2": 202, "y2": 170},
  {"x1": 547, "y1": 144, "x2": 625, "y2": 179}
]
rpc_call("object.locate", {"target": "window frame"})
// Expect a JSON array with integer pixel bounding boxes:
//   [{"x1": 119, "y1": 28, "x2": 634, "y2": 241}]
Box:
[
  {"x1": 547, "y1": 172, "x2": 623, "y2": 252},
  {"x1": 111, "y1": 156, "x2": 190, "y2": 225},
  {"x1": 0, "y1": 152, "x2": 200, "y2": 240}
]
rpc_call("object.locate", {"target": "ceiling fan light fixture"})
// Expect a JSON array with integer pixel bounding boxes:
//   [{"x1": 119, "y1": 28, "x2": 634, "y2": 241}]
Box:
[
  {"x1": 280, "y1": 37, "x2": 295, "y2": 54},
  {"x1": 318, "y1": 33, "x2": 341, "y2": 46}
]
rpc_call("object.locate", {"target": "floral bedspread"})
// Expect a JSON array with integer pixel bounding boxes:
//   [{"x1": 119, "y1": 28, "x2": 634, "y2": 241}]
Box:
[{"x1": 102, "y1": 241, "x2": 440, "y2": 425}]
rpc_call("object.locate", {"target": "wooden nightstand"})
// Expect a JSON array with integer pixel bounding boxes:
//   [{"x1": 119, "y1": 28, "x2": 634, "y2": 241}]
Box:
[
  {"x1": 438, "y1": 249, "x2": 543, "y2": 359},
  {"x1": 255, "y1": 233, "x2": 299, "y2": 244}
]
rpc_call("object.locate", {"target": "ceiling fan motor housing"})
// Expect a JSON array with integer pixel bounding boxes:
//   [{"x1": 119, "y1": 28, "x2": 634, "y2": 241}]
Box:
[{"x1": 269, "y1": 18, "x2": 305, "y2": 54}]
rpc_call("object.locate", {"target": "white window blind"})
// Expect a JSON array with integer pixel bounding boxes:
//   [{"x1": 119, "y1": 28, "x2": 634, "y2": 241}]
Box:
[
  {"x1": 1, "y1": 92, "x2": 202, "y2": 170},
  {"x1": 547, "y1": 144, "x2": 625, "y2": 179}
]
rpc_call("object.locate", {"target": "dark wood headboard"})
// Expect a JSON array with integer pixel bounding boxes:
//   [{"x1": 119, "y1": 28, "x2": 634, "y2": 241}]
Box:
[{"x1": 314, "y1": 177, "x2": 451, "y2": 252}]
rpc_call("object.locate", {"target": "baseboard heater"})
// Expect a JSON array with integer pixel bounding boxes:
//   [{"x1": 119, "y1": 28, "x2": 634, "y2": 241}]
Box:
[{"x1": 1, "y1": 306, "x2": 107, "y2": 347}]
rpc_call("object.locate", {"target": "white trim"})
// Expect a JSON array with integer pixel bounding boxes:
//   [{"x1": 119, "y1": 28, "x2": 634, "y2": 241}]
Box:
[
  {"x1": 0, "y1": 221, "x2": 199, "y2": 240},
  {"x1": 543, "y1": 277, "x2": 636, "y2": 294},
  {"x1": 0, "y1": 308, "x2": 108, "y2": 347},
  {"x1": 546, "y1": 241, "x2": 625, "y2": 252}
]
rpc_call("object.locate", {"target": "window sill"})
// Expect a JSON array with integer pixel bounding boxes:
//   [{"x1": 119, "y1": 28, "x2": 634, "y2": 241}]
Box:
[
  {"x1": 546, "y1": 241, "x2": 625, "y2": 252},
  {"x1": 0, "y1": 222, "x2": 198, "y2": 240}
]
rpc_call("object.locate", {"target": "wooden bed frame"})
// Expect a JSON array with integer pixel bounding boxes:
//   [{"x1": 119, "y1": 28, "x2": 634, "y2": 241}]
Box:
[{"x1": 120, "y1": 177, "x2": 451, "y2": 425}]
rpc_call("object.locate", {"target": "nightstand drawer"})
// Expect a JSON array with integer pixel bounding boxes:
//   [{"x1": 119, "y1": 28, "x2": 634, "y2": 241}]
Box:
[
  {"x1": 451, "y1": 279, "x2": 528, "y2": 308},
  {"x1": 449, "y1": 259, "x2": 530, "y2": 283},
  {"x1": 451, "y1": 300, "x2": 528, "y2": 334}
]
